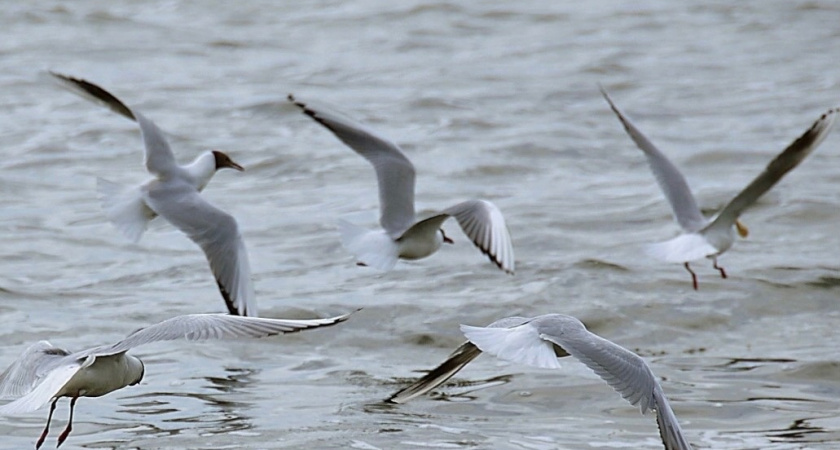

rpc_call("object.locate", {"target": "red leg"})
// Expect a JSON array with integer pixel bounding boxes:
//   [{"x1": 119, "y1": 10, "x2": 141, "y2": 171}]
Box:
[
  {"x1": 56, "y1": 397, "x2": 77, "y2": 448},
  {"x1": 684, "y1": 262, "x2": 698, "y2": 290},
  {"x1": 713, "y1": 258, "x2": 727, "y2": 279},
  {"x1": 356, "y1": 261, "x2": 368, "y2": 267},
  {"x1": 35, "y1": 398, "x2": 58, "y2": 450}
]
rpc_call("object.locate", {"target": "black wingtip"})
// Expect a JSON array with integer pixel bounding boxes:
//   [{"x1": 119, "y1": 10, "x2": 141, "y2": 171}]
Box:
[
  {"x1": 216, "y1": 280, "x2": 243, "y2": 316},
  {"x1": 50, "y1": 72, "x2": 136, "y2": 121}
]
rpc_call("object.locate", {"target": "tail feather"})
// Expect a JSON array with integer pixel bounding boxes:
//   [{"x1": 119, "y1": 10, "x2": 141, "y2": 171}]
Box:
[
  {"x1": 96, "y1": 177, "x2": 156, "y2": 243},
  {"x1": 338, "y1": 220, "x2": 399, "y2": 271},
  {"x1": 461, "y1": 323, "x2": 562, "y2": 370},
  {"x1": 645, "y1": 233, "x2": 717, "y2": 263}
]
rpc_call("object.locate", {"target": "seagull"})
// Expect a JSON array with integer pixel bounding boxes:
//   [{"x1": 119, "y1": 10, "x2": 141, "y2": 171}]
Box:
[
  {"x1": 0, "y1": 311, "x2": 354, "y2": 449},
  {"x1": 288, "y1": 95, "x2": 515, "y2": 274},
  {"x1": 389, "y1": 314, "x2": 692, "y2": 450},
  {"x1": 601, "y1": 87, "x2": 838, "y2": 289},
  {"x1": 51, "y1": 72, "x2": 256, "y2": 315}
]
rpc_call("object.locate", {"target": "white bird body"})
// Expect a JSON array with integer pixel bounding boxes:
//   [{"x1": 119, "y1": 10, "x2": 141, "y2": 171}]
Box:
[
  {"x1": 56, "y1": 353, "x2": 143, "y2": 399},
  {"x1": 0, "y1": 312, "x2": 353, "y2": 448},
  {"x1": 52, "y1": 73, "x2": 255, "y2": 315},
  {"x1": 601, "y1": 87, "x2": 838, "y2": 289},
  {"x1": 290, "y1": 95, "x2": 515, "y2": 274}
]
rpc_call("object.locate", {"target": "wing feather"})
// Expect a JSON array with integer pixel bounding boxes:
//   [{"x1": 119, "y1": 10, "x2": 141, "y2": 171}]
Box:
[
  {"x1": 601, "y1": 87, "x2": 707, "y2": 232},
  {"x1": 289, "y1": 94, "x2": 416, "y2": 237},
  {"x1": 49, "y1": 72, "x2": 178, "y2": 176},
  {"x1": 144, "y1": 182, "x2": 256, "y2": 316},
  {"x1": 709, "y1": 108, "x2": 838, "y2": 231},
  {"x1": 443, "y1": 200, "x2": 515, "y2": 274}
]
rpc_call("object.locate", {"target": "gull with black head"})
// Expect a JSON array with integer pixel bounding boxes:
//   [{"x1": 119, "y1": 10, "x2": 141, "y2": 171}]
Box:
[{"x1": 51, "y1": 73, "x2": 255, "y2": 315}]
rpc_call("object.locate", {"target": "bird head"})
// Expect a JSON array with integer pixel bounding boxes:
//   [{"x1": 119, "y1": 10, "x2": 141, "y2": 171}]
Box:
[{"x1": 212, "y1": 150, "x2": 245, "y2": 172}]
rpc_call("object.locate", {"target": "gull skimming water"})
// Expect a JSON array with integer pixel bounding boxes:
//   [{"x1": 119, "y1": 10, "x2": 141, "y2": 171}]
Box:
[
  {"x1": 601, "y1": 87, "x2": 838, "y2": 289},
  {"x1": 289, "y1": 95, "x2": 515, "y2": 274},
  {"x1": 51, "y1": 73, "x2": 256, "y2": 315},
  {"x1": 0, "y1": 311, "x2": 353, "y2": 449},
  {"x1": 390, "y1": 314, "x2": 692, "y2": 450}
]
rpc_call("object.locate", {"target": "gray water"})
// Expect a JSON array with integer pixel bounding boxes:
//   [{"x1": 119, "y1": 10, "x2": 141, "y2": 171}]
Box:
[{"x1": 2, "y1": 1, "x2": 840, "y2": 449}]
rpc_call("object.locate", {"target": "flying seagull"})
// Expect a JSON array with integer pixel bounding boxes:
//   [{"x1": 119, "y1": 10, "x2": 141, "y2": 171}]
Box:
[
  {"x1": 51, "y1": 72, "x2": 255, "y2": 315},
  {"x1": 389, "y1": 314, "x2": 692, "y2": 450},
  {"x1": 0, "y1": 311, "x2": 354, "y2": 448},
  {"x1": 601, "y1": 87, "x2": 837, "y2": 289},
  {"x1": 289, "y1": 95, "x2": 515, "y2": 274}
]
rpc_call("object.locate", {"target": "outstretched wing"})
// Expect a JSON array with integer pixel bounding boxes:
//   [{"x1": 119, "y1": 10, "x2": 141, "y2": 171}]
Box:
[
  {"x1": 653, "y1": 388, "x2": 694, "y2": 450},
  {"x1": 50, "y1": 72, "x2": 178, "y2": 176},
  {"x1": 443, "y1": 200, "x2": 515, "y2": 274},
  {"x1": 144, "y1": 182, "x2": 256, "y2": 316},
  {"x1": 532, "y1": 314, "x2": 659, "y2": 414},
  {"x1": 87, "y1": 311, "x2": 356, "y2": 357},
  {"x1": 601, "y1": 87, "x2": 707, "y2": 232},
  {"x1": 289, "y1": 94, "x2": 417, "y2": 237},
  {"x1": 708, "y1": 108, "x2": 838, "y2": 232},
  {"x1": 387, "y1": 342, "x2": 482, "y2": 404}
]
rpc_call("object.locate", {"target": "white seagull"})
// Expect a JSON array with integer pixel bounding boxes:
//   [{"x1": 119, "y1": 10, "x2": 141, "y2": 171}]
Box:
[
  {"x1": 51, "y1": 73, "x2": 256, "y2": 315},
  {"x1": 288, "y1": 95, "x2": 515, "y2": 274},
  {"x1": 388, "y1": 314, "x2": 691, "y2": 450},
  {"x1": 0, "y1": 311, "x2": 353, "y2": 449},
  {"x1": 601, "y1": 87, "x2": 838, "y2": 289}
]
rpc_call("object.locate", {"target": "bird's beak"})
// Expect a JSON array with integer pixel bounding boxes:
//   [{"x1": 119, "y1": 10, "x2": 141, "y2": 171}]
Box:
[
  {"x1": 444, "y1": 236, "x2": 454, "y2": 244},
  {"x1": 735, "y1": 219, "x2": 749, "y2": 238},
  {"x1": 226, "y1": 159, "x2": 245, "y2": 172}
]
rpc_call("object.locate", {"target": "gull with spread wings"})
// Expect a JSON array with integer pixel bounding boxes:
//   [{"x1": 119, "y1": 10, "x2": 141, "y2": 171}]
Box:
[
  {"x1": 389, "y1": 314, "x2": 692, "y2": 450},
  {"x1": 601, "y1": 87, "x2": 837, "y2": 289},
  {"x1": 0, "y1": 311, "x2": 353, "y2": 449},
  {"x1": 289, "y1": 95, "x2": 515, "y2": 274},
  {"x1": 51, "y1": 73, "x2": 255, "y2": 315}
]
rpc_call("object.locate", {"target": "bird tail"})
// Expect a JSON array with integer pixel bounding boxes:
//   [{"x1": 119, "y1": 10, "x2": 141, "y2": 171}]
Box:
[
  {"x1": 96, "y1": 177, "x2": 156, "y2": 243},
  {"x1": 338, "y1": 220, "x2": 399, "y2": 271},
  {"x1": 645, "y1": 234, "x2": 718, "y2": 263},
  {"x1": 460, "y1": 323, "x2": 562, "y2": 369}
]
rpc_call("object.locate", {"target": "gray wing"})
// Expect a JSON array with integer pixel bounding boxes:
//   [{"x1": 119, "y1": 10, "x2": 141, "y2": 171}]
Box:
[
  {"x1": 0, "y1": 341, "x2": 70, "y2": 400},
  {"x1": 289, "y1": 94, "x2": 417, "y2": 237},
  {"x1": 654, "y1": 388, "x2": 694, "y2": 450},
  {"x1": 387, "y1": 317, "x2": 533, "y2": 404},
  {"x1": 601, "y1": 87, "x2": 707, "y2": 232},
  {"x1": 144, "y1": 182, "x2": 256, "y2": 316},
  {"x1": 708, "y1": 108, "x2": 838, "y2": 231},
  {"x1": 86, "y1": 311, "x2": 355, "y2": 357},
  {"x1": 532, "y1": 314, "x2": 659, "y2": 414},
  {"x1": 443, "y1": 200, "x2": 515, "y2": 274},
  {"x1": 50, "y1": 72, "x2": 178, "y2": 177}
]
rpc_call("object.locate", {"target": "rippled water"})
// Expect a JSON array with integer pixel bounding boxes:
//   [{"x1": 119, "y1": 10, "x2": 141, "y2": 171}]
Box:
[{"x1": 2, "y1": 1, "x2": 840, "y2": 449}]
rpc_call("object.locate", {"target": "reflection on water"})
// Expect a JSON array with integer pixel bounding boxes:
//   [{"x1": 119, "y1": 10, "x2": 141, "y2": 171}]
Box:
[{"x1": 120, "y1": 368, "x2": 258, "y2": 438}]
